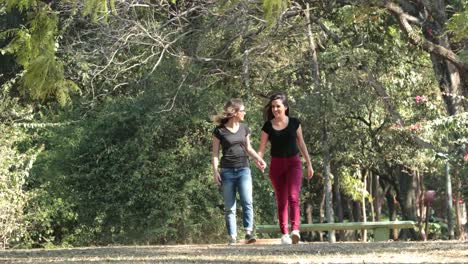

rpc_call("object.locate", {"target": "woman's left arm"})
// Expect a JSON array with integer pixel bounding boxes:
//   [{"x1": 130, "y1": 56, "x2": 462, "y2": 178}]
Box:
[
  {"x1": 246, "y1": 134, "x2": 267, "y2": 172},
  {"x1": 296, "y1": 125, "x2": 314, "y2": 180}
]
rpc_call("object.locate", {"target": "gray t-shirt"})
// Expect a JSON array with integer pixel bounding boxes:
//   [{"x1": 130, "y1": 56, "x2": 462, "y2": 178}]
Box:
[{"x1": 213, "y1": 123, "x2": 250, "y2": 168}]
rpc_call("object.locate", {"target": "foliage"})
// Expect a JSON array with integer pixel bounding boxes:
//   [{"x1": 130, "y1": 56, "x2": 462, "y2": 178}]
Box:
[
  {"x1": 0, "y1": 124, "x2": 30, "y2": 248},
  {"x1": 0, "y1": 78, "x2": 40, "y2": 248},
  {"x1": 24, "y1": 56, "x2": 236, "y2": 246},
  {"x1": 2, "y1": 0, "x2": 36, "y2": 12},
  {"x1": 447, "y1": 3, "x2": 468, "y2": 42},
  {"x1": 263, "y1": 0, "x2": 288, "y2": 26},
  {"x1": 427, "y1": 220, "x2": 448, "y2": 240},
  {"x1": 339, "y1": 167, "x2": 370, "y2": 202},
  {"x1": 81, "y1": 0, "x2": 116, "y2": 22},
  {"x1": 0, "y1": 2, "x2": 79, "y2": 105}
]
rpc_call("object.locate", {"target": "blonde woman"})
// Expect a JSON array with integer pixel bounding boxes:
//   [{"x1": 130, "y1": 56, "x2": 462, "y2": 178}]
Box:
[{"x1": 212, "y1": 98, "x2": 266, "y2": 245}]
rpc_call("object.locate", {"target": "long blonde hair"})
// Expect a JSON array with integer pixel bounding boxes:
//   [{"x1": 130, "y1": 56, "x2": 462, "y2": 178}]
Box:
[{"x1": 212, "y1": 98, "x2": 244, "y2": 125}]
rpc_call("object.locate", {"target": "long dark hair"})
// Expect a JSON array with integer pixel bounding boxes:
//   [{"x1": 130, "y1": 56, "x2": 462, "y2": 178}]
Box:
[
  {"x1": 263, "y1": 92, "x2": 289, "y2": 121},
  {"x1": 212, "y1": 98, "x2": 244, "y2": 125}
]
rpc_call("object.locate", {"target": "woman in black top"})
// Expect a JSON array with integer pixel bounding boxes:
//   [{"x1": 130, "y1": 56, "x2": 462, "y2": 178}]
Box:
[
  {"x1": 212, "y1": 98, "x2": 266, "y2": 245},
  {"x1": 257, "y1": 92, "x2": 314, "y2": 245}
]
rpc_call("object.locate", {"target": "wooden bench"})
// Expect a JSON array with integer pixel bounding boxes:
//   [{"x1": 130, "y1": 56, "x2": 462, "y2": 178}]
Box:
[{"x1": 256, "y1": 221, "x2": 417, "y2": 242}]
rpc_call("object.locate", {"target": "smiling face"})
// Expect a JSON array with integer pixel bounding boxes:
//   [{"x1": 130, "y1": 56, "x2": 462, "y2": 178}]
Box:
[
  {"x1": 271, "y1": 99, "x2": 287, "y2": 118},
  {"x1": 219, "y1": 98, "x2": 245, "y2": 124},
  {"x1": 264, "y1": 93, "x2": 290, "y2": 120},
  {"x1": 235, "y1": 105, "x2": 246, "y2": 121}
]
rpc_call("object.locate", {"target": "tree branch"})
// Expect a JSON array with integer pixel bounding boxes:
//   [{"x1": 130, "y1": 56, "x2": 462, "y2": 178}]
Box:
[
  {"x1": 383, "y1": 1, "x2": 467, "y2": 74},
  {"x1": 284, "y1": 8, "x2": 340, "y2": 43}
]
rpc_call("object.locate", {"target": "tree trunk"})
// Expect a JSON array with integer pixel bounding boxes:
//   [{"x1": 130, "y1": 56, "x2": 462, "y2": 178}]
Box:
[
  {"x1": 425, "y1": 0, "x2": 465, "y2": 114},
  {"x1": 369, "y1": 170, "x2": 375, "y2": 222},
  {"x1": 361, "y1": 169, "x2": 367, "y2": 242},
  {"x1": 455, "y1": 179, "x2": 464, "y2": 240},
  {"x1": 332, "y1": 165, "x2": 344, "y2": 241},
  {"x1": 323, "y1": 154, "x2": 335, "y2": 242},
  {"x1": 396, "y1": 166, "x2": 418, "y2": 240},
  {"x1": 305, "y1": 202, "x2": 313, "y2": 241},
  {"x1": 305, "y1": 3, "x2": 335, "y2": 243},
  {"x1": 348, "y1": 199, "x2": 354, "y2": 222},
  {"x1": 455, "y1": 190, "x2": 463, "y2": 240},
  {"x1": 353, "y1": 201, "x2": 361, "y2": 241},
  {"x1": 416, "y1": 170, "x2": 427, "y2": 241},
  {"x1": 386, "y1": 191, "x2": 398, "y2": 240},
  {"x1": 446, "y1": 162, "x2": 454, "y2": 239},
  {"x1": 319, "y1": 189, "x2": 325, "y2": 242},
  {"x1": 397, "y1": 168, "x2": 418, "y2": 220},
  {"x1": 346, "y1": 200, "x2": 357, "y2": 241},
  {"x1": 373, "y1": 173, "x2": 381, "y2": 221}
]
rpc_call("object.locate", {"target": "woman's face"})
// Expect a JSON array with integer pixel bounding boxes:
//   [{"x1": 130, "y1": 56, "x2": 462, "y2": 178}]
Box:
[
  {"x1": 271, "y1": 99, "x2": 287, "y2": 118},
  {"x1": 235, "y1": 105, "x2": 246, "y2": 121}
]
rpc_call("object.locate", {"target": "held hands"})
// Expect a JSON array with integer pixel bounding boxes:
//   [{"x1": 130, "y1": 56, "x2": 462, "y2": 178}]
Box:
[{"x1": 254, "y1": 158, "x2": 267, "y2": 173}]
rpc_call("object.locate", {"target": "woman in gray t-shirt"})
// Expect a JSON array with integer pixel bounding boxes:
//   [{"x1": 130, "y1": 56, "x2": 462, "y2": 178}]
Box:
[{"x1": 212, "y1": 98, "x2": 266, "y2": 245}]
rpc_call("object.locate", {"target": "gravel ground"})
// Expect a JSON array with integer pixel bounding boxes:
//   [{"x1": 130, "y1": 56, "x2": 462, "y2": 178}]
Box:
[{"x1": 1, "y1": 240, "x2": 468, "y2": 263}]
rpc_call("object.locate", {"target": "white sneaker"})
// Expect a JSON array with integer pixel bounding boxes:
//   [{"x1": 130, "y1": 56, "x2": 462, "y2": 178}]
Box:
[
  {"x1": 291, "y1": 230, "x2": 300, "y2": 244},
  {"x1": 281, "y1": 234, "x2": 292, "y2": 245}
]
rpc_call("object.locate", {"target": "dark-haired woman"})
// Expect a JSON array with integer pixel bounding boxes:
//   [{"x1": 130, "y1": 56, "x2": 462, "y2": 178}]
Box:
[{"x1": 257, "y1": 93, "x2": 314, "y2": 245}]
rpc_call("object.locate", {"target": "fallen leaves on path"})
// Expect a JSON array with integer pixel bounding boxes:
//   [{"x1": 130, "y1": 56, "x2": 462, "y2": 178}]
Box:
[{"x1": 1, "y1": 240, "x2": 467, "y2": 263}]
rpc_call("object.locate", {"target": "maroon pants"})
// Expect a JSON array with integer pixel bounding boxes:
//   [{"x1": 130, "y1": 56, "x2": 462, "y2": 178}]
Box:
[{"x1": 269, "y1": 155, "x2": 302, "y2": 234}]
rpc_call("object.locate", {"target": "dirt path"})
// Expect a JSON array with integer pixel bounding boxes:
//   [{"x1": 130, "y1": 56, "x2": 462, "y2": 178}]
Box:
[{"x1": 1, "y1": 240, "x2": 468, "y2": 263}]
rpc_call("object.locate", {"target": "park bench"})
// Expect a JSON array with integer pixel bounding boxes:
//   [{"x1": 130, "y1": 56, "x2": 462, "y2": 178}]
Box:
[{"x1": 256, "y1": 220, "x2": 417, "y2": 242}]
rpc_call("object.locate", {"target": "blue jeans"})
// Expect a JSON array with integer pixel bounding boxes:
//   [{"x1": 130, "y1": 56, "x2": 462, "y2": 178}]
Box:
[{"x1": 220, "y1": 167, "x2": 254, "y2": 237}]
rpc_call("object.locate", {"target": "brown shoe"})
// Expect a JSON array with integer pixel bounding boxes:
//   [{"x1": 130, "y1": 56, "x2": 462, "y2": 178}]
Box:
[{"x1": 245, "y1": 234, "x2": 256, "y2": 244}]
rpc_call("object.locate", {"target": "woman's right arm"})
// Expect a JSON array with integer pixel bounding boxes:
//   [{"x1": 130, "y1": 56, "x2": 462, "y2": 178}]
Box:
[
  {"x1": 257, "y1": 131, "x2": 269, "y2": 159},
  {"x1": 212, "y1": 136, "x2": 221, "y2": 186}
]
